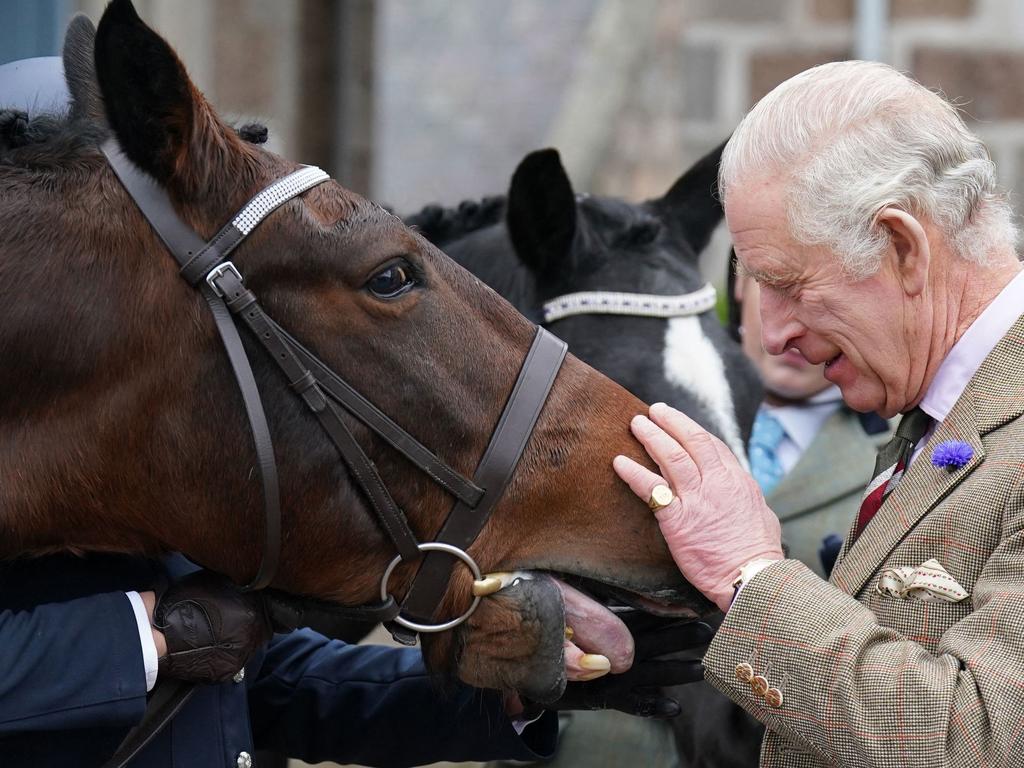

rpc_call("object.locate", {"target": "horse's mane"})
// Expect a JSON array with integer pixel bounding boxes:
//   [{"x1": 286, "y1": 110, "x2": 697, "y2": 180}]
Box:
[
  {"x1": 0, "y1": 109, "x2": 107, "y2": 163},
  {"x1": 0, "y1": 109, "x2": 267, "y2": 164},
  {"x1": 403, "y1": 195, "x2": 507, "y2": 246}
]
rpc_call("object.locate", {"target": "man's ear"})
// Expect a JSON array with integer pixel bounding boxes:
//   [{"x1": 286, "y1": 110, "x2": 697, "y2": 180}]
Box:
[{"x1": 876, "y1": 207, "x2": 930, "y2": 297}]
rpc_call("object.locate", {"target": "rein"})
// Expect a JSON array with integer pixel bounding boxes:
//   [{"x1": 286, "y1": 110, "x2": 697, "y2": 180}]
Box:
[{"x1": 542, "y1": 283, "x2": 717, "y2": 324}]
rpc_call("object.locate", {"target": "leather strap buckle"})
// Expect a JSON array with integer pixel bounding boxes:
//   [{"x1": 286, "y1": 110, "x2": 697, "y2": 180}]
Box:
[{"x1": 206, "y1": 261, "x2": 243, "y2": 297}]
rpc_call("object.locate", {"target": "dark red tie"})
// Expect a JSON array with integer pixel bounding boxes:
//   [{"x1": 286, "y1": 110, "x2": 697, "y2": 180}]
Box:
[{"x1": 854, "y1": 408, "x2": 932, "y2": 539}]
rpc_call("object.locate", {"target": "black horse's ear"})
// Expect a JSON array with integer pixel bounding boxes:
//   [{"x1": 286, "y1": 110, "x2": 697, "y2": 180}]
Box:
[
  {"x1": 94, "y1": 0, "x2": 232, "y2": 194},
  {"x1": 63, "y1": 14, "x2": 104, "y2": 123},
  {"x1": 507, "y1": 148, "x2": 577, "y2": 275},
  {"x1": 653, "y1": 139, "x2": 728, "y2": 254}
]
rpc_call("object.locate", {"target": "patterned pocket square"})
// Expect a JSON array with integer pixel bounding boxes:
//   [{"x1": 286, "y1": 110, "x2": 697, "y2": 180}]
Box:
[{"x1": 876, "y1": 558, "x2": 969, "y2": 603}]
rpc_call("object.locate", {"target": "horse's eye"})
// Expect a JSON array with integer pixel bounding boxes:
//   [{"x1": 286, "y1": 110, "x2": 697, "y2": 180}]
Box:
[{"x1": 366, "y1": 261, "x2": 416, "y2": 299}]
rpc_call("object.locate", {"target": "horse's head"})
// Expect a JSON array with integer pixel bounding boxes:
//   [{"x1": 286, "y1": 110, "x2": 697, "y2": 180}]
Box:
[
  {"x1": 0, "y1": 0, "x2": 713, "y2": 702},
  {"x1": 417, "y1": 148, "x2": 762, "y2": 462}
]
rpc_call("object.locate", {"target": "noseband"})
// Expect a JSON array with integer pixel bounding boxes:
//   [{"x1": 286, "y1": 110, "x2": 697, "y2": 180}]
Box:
[{"x1": 101, "y1": 139, "x2": 566, "y2": 644}]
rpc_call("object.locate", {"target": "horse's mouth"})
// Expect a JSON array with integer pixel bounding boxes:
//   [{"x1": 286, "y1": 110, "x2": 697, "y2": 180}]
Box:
[
  {"x1": 557, "y1": 572, "x2": 703, "y2": 619},
  {"x1": 469, "y1": 569, "x2": 706, "y2": 702}
]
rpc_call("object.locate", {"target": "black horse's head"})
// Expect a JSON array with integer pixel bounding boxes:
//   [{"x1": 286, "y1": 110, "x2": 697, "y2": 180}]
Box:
[{"x1": 406, "y1": 146, "x2": 762, "y2": 456}]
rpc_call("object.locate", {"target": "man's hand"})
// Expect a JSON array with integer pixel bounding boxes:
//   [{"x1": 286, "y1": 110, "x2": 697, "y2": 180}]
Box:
[
  {"x1": 152, "y1": 570, "x2": 278, "y2": 683},
  {"x1": 613, "y1": 402, "x2": 784, "y2": 612},
  {"x1": 534, "y1": 616, "x2": 714, "y2": 719}
]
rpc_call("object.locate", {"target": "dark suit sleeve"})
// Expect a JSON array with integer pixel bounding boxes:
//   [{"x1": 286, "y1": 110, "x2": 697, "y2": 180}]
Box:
[
  {"x1": 0, "y1": 591, "x2": 148, "y2": 732},
  {"x1": 248, "y1": 628, "x2": 558, "y2": 767}
]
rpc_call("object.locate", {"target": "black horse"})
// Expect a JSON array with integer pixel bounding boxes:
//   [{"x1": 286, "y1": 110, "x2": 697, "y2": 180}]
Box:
[
  {"x1": 404, "y1": 145, "x2": 762, "y2": 457},
  {"x1": 404, "y1": 146, "x2": 766, "y2": 768}
]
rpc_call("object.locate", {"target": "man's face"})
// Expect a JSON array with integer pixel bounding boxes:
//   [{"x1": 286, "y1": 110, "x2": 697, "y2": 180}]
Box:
[
  {"x1": 736, "y1": 273, "x2": 832, "y2": 404},
  {"x1": 726, "y1": 178, "x2": 921, "y2": 417}
]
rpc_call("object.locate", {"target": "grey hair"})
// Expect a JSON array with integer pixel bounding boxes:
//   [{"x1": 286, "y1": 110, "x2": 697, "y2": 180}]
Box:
[{"x1": 719, "y1": 60, "x2": 1018, "y2": 278}]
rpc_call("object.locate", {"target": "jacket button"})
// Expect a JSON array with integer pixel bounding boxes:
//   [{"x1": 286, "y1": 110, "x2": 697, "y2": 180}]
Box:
[
  {"x1": 735, "y1": 662, "x2": 754, "y2": 682},
  {"x1": 236, "y1": 751, "x2": 253, "y2": 768},
  {"x1": 765, "y1": 687, "x2": 784, "y2": 708},
  {"x1": 751, "y1": 674, "x2": 769, "y2": 697},
  {"x1": 233, "y1": 668, "x2": 246, "y2": 683}
]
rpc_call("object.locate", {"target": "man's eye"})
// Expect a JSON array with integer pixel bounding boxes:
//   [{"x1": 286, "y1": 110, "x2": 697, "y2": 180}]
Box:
[{"x1": 366, "y1": 262, "x2": 417, "y2": 299}]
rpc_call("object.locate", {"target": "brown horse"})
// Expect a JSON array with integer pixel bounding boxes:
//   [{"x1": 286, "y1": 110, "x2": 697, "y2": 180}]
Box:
[{"x1": 0, "y1": 0, "x2": 709, "y2": 703}]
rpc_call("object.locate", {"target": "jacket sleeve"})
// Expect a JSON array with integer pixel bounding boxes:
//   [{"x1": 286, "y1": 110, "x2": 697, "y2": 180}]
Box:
[
  {"x1": 0, "y1": 591, "x2": 148, "y2": 732},
  {"x1": 704, "y1": 546, "x2": 1024, "y2": 767},
  {"x1": 247, "y1": 628, "x2": 558, "y2": 767}
]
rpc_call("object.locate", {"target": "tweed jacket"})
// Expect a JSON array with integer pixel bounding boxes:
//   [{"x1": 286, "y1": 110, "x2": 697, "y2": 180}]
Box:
[
  {"x1": 704, "y1": 313, "x2": 1024, "y2": 768},
  {"x1": 771, "y1": 408, "x2": 891, "y2": 577}
]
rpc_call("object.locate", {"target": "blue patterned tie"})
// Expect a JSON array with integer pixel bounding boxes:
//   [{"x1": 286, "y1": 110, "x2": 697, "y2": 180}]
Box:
[{"x1": 749, "y1": 409, "x2": 786, "y2": 495}]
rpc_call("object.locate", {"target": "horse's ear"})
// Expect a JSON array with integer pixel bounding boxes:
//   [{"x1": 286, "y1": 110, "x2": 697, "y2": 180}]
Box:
[
  {"x1": 63, "y1": 14, "x2": 104, "y2": 123},
  {"x1": 94, "y1": 0, "x2": 234, "y2": 194},
  {"x1": 652, "y1": 139, "x2": 728, "y2": 254},
  {"x1": 506, "y1": 148, "x2": 577, "y2": 275}
]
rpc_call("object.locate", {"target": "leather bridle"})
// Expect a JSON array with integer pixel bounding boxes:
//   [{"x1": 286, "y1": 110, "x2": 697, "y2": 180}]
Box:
[
  {"x1": 100, "y1": 139, "x2": 567, "y2": 643},
  {"x1": 542, "y1": 284, "x2": 718, "y2": 324}
]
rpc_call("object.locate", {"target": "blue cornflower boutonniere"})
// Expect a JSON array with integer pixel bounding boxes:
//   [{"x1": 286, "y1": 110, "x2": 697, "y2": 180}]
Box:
[{"x1": 931, "y1": 440, "x2": 973, "y2": 470}]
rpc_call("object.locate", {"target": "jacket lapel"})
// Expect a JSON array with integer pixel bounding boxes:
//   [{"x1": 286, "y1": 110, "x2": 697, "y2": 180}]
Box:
[
  {"x1": 768, "y1": 410, "x2": 879, "y2": 523},
  {"x1": 830, "y1": 313, "x2": 1024, "y2": 596}
]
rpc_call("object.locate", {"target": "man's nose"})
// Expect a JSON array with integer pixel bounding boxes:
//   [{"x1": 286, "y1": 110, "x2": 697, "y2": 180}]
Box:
[{"x1": 759, "y1": 292, "x2": 802, "y2": 355}]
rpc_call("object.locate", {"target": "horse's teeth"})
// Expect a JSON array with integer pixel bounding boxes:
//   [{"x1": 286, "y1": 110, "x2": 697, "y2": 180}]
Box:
[
  {"x1": 471, "y1": 576, "x2": 504, "y2": 596},
  {"x1": 565, "y1": 626, "x2": 574, "y2": 640}
]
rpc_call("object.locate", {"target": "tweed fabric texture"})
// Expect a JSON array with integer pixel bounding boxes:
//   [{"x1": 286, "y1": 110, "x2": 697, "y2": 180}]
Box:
[{"x1": 704, "y1": 313, "x2": 1024, "y2": 767}]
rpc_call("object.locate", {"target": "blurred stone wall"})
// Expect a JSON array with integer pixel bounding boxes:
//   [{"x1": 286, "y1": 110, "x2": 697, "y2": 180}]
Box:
[
  {"x1": 372, "y1": 0, "x2": 600, "y2": 212},
  {"x1": 376, "y1": 0, "x2": 1024, "y2": 283},
  {"x1": 594, "y1": 0, "x2": 1024, "y2": 217}
]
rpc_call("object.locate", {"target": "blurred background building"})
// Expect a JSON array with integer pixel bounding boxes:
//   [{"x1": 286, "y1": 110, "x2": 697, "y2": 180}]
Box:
[{"x1": 5, "y1": 0, "x2": 1024, "y2": 279}]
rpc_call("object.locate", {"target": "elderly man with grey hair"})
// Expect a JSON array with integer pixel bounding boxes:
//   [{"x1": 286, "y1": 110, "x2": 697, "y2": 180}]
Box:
[{"x1": 613, "y1": 60, "x2": 1024, "y2": 767}]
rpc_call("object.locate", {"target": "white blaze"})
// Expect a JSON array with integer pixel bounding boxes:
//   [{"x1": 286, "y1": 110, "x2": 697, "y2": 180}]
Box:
[{"x1": 662, "y1": 316, "x2": 749, "y2": 470}]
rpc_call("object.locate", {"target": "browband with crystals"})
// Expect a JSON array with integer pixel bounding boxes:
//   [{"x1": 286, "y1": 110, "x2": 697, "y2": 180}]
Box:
[{"x1": 542, "y1": 283, "x2": 718, "y2": 323}]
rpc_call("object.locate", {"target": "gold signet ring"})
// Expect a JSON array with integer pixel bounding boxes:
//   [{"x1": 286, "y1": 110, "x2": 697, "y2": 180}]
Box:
[{"x1": 648, "y1": 484, "x2": 675, "y2": 511}]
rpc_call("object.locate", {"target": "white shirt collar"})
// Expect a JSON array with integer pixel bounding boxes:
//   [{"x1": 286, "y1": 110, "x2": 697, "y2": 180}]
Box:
[
  {"x1": 920, "y1": 268, "x2": 1024, "y2": 423},
  {"x1": 766, "y1": 386, "x2": 844, "y2": 453}
]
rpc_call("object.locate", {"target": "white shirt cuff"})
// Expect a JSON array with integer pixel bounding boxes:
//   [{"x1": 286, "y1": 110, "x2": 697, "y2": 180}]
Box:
[{"x1": 125, "y1": 591, "x2": 159, "y2": 692}]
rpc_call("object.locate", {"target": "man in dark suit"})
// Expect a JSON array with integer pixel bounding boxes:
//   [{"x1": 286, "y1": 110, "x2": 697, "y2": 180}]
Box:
[{"x1": 0, "y1": 551, "x2": 559, "y2": 768}]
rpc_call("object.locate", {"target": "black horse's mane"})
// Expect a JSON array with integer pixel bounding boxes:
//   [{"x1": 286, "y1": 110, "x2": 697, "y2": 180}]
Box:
[
  {"x1": 403, "y1": 192, "x2": 667, "y2": 252},
  {"x1": 403, "y1": 195, "x2": 507, "y2": 246}
]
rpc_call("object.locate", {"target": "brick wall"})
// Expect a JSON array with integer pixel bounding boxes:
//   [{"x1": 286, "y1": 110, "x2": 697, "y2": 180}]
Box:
[
  {"x1": 375, "y1": 0, "x2": 1024, "y2": 285},
  {"x1": 595, "y1": 0, "x2": 1024, "y2": 223}
]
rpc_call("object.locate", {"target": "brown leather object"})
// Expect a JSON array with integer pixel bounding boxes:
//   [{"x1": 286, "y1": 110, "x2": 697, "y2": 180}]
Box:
[{"x1": 155, "y1": 571, "x2": 277, "y2": 683}]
